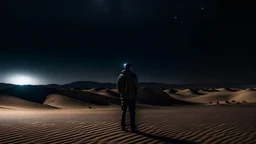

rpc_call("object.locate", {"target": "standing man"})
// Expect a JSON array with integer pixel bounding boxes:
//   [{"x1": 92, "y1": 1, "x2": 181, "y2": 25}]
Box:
[{"x1": 117, "y1": 63, "x2": 138, "y2": 132}]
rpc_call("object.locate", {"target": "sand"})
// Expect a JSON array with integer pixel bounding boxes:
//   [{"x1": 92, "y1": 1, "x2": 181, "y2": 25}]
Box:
[
  {"x1": 0, "y1": 86, "x2": 256, "y2": 143},
  {"x1": 0, "y1": 105, "x2": 255, "y2": 144}
]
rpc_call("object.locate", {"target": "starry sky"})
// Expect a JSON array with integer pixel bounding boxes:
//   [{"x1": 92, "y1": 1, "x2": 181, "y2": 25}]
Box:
[{"x1": 2, "y1": 0, "x2": 256, "y2": 85}]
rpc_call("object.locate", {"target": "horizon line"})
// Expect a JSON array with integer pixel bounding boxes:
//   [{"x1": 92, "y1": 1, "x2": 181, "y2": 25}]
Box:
[{"x1": 1, "y1": 81, "x2": 256, "y2": 86}]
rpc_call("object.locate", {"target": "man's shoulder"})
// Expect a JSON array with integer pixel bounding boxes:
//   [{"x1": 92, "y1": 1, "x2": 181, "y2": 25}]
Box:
[{"x1": 118, "y1": 73, "x2": 124, "y2": 79}]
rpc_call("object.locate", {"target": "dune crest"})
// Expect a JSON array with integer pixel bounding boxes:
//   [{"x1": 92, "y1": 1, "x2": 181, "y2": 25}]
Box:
[
  {"x1": 44, "y1": 94, "x2": 91, "y2": 109},
  {"x1": 138, "y1": 88, "x2": 194, "y2": 105},
  {"x1": 187, "y1": 89, "x2": 256, "y2": 104},
  {"x1": 0, "y1": 95, "x2": 55, "y2": 110},
  {"x1": 176, "y1": 89, "x2": 204, "y2": 96}
]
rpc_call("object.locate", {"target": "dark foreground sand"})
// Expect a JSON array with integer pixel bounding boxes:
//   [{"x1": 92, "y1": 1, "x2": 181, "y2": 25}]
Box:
[{"x1": 0, "y1": 105, "x2": 255, "y2": 144}]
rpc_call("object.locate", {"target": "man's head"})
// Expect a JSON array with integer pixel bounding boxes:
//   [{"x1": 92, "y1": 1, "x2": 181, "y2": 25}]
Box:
[{"x1": 124, "y1": 63, "x2": 132, "y2": 71}]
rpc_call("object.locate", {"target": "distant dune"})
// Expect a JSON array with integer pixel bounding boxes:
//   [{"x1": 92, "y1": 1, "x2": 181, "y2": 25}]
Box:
[
  {"x1": 44, "y1": 94, "x2": 91, "y2": 109},
  {"x1": 0, "y1": 95, "x2": 54, "y2": 110},
  {"x1": 175, "y1": 89, "x2": 205, "y2": 96},
  {"x1": 232, "y1": 89, "x2": 256, "y2": 102},
  {"x1": 90, "y1": 89, "x2": 120, "y2": 98},
  {"x1": 0, "y1": 86, "x2": 53, "y2": 104},
  {"x1": 186, "y1": 89, "x2": 256, "y2": 104},
  {"x1": 137, "y1": 88, "x2": 194, "y2": 105},
  {"x1": 188, "y1": 91, "x2": 235, "y2": 104},
  {"x1": 85, "y1": 88, "x2": 121, "y2": 105},
  {"x1": 0, "y1": 84, "x2": 255, "y2": 110},
  {"x1": 56, "y1": 89, "x2": 115, "y2": 105}
]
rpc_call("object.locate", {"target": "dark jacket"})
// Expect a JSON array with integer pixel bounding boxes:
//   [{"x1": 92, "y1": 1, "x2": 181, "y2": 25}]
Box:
[{"x1": 117, "y1": 70, "x2": 138, "y2": 100}]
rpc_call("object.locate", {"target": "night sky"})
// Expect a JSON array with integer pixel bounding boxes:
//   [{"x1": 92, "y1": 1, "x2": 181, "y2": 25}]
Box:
[{"x1": 2, "y1": 0, "x2": 256, "y2": 85}]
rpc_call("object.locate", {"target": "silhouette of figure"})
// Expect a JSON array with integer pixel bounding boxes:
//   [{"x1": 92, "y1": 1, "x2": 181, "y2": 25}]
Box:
[{"x1": 117, "y1": 63, "x2": 138, "y2": 132}]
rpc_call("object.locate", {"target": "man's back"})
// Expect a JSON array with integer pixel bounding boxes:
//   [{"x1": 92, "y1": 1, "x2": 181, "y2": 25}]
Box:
[{"x1": 117, "y1": 70, "x2": 138, "y2": 100}]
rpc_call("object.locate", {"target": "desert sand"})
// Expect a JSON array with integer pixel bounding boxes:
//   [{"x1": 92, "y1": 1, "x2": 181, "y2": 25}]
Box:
[{"x1": 0, "y1": 86, "x2": 255, "y2": 144}]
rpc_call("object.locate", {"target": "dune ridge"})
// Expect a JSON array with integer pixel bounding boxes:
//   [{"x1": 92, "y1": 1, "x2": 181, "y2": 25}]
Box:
[
  {"x1": 43, "y1": 94, "x2": 91, "y2": 109},
  {"x1": 187, "y1": 89, "x2": 256, "y2": 104},
  {"x1": 0, "y1": 95, "x2": 55, "y2": 110},
  {"x1": 0, "y1": 85, "x2": 255, "y2": 110}
]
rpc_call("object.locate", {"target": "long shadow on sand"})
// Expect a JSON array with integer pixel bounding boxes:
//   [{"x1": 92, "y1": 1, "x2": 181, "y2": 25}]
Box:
[{"x1": 135, "y1": 131, "x2": 198, "y2": 144}]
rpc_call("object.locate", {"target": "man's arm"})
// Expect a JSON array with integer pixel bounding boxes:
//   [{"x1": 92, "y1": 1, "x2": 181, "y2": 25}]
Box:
[{"x1": 117, "y1": 74, "x2": 124, "y2": 96}]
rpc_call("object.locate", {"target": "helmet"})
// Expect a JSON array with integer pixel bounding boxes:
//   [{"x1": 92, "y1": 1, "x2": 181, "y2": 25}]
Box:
[{"x1": 124, "y1": 63, "x2": 132, "y2": 70}]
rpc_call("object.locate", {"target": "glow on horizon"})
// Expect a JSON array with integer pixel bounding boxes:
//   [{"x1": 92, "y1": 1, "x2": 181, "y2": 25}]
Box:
[{"x1": 5, "y1": 74, "x2": 38, "y2": 85}]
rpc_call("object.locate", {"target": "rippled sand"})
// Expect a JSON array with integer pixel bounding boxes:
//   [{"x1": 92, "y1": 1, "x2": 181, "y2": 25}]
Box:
[{"x1": 0, "y1": 105, "x2": 255, "y2": 144}]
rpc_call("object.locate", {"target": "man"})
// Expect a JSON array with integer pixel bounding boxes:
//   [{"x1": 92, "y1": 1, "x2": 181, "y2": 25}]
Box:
[{"x1": 117, "y1": 63, "x2": 138, "y2": 132}]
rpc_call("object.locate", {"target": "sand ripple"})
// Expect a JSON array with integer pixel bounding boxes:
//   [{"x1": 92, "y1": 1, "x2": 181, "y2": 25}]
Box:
[{"x1": 0, "y1": 106, "x2": 255, "y2": 144}]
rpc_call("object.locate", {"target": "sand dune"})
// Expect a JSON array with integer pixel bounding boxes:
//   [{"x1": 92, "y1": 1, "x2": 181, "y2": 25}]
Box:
[
  {"x1": 232, "y1": 89, "x2": 256, "y2": 102},
  {"x1": 85, "y1": 88, "x2": 121, "y2": 105},
  {"x1": 163, "y1": 90, "x2": 198, "y2": 103},
  {"x1": 165, "y1": 89, "x2": 205, "y2": 101},
  {"x1": 91, "y1": 89, "x2": 120, "y2": 98},
  {"x1": 0, "y1": 86, "x2": 121, "y2": 108},
  {"x1": 166, "y1": 88, "x2": 256, "y2": 105},
  {"x1": 0, "y1": 95, "x2": 54, "y2": 110},
  {"x1": 137, "y1": 88, "x2": 193, "y2": 105},
  {"x1": 166, "y1": 89, "x2": 178, "y2": 93},
  {"x1": 188, "y1": 89, "x2": 256, "y2": 104},
  {"x1": 87, "y1": 88, "x2": 106, "y2": 92},
  {"x1": 105, "y1": 89, "x2": 120, "y2": 98},
  {"x1": 44, "y1": 94, "x2": 91, "y2": 109},
  {"x1": 216, "y1": 88, "x2": 242, "y2": 92},
  {"x1": 201, "y1": 88, "x2": 219, "y2": 92},
  {"x1": 224, "y1": 88, "x2": 242, "y2": 92},
  {"x1": 176, "y1": 89, "x2": 204, "y2": 96},
  {"x1": 56, "y1": 89, "x2": 112, "y2": 105},
  {"x1": 216, "y1": 88, "x2": 226, "y2": 91},
  {"x1": 0, "y1": 85, "x2": 254, "y2": 109},
  {"x1": 87, "y1": 88, "x2": 193, "y2": 106},
  {"x1": 109, "y1": 88, "x2": 119, "y2": 94},
  {"x1": 188, "y1": 91, "x2": 235, "y2": 104},
  {"x1": 0, "y1": 86, "x2": 55, "y2": 104}
]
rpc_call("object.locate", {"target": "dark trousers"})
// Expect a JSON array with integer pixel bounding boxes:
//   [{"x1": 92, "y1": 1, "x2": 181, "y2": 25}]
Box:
[{"x1": 121, "y1": 99, "x2": 136, "y2": 128}]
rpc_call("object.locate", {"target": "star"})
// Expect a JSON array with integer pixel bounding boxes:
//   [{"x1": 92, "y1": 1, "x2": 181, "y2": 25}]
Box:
[{"x1": 201, "y1": 7, "x2": 204, "y2": 10}]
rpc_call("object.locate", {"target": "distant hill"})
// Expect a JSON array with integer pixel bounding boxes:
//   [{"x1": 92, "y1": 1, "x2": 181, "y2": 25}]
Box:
[
  {"x1": 47, "y1": 81, "x2": 115, "y2": 89},
  {"x1": 1, "y1": 81, "x2": 256, "y2": 89},
  {"x1": 0, "y1": 83, "x2": 14, "y2": 89},
  {"x1": 45, "y1": 81, "x2": 256, "y2": 89},
  {"x1": 46, "y1": 81, "x2": 184, "y2": 89}
]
